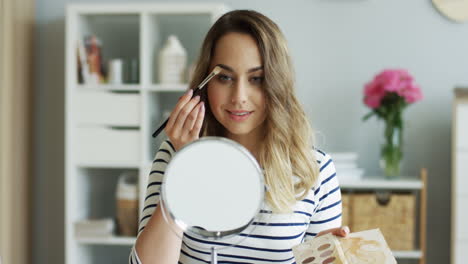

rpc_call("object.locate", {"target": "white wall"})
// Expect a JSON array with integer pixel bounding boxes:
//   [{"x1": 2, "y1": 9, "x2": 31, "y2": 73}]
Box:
[{"x1": 34, "y1": 0, "x2": 459, "y2": 263}]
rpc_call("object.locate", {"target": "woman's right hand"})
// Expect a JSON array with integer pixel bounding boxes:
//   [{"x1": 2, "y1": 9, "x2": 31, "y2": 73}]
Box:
[{"x1": 164, "y1": 89, "x2": 205, "y2": 151}]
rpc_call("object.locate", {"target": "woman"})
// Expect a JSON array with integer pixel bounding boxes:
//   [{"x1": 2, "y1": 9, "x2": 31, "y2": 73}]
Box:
[{"x1": 130, "y1": 9, "x2": 348, "y2": 264}]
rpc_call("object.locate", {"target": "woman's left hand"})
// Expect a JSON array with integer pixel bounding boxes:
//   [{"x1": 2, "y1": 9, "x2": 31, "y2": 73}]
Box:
[{"x1": 317, "y1": 226, "x2": 350, "y2": 238}]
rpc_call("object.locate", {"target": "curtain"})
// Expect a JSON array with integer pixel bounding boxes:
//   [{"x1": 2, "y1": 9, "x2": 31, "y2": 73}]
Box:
[{"x1": 0, "y1": 0, "x2": 34, "y2": 263}]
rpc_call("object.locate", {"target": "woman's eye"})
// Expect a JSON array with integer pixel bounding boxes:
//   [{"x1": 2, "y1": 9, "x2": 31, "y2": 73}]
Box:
[
  {"x1": 218, "y1": 74, "x2": 233, "y2": 83},
  {"x1": 250, "y1": 76, "x2": 264, "y2": 84}
]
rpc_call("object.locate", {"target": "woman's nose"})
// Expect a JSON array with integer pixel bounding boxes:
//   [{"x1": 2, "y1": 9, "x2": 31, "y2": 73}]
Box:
[{"x1": 230, "y1": 79, "x2": 248, "y2": 104}]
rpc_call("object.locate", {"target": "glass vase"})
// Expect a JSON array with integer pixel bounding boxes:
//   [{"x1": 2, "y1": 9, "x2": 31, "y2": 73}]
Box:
[{"x1": 379, "y1": 122, "x2": 403, "y2": 178}]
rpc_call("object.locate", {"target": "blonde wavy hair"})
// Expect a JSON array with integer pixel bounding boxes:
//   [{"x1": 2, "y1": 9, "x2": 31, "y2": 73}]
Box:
[{"x1": 189, "y1": 10, "x2": 319, "y2": 213}]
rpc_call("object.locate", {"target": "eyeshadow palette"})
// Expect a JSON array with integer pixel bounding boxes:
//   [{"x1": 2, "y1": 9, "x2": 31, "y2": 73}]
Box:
[
  {"x1": 293, "y1": 232, "x2": 347, "y2": 264},
  {"x1": 292, "y1": 229, "x2": 397, "y2": 264}
]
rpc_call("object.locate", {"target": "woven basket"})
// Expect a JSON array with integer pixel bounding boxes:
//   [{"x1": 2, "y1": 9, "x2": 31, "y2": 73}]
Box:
[
  {"x1": 341, "y1": 193, "x2": 351, "y2": 228},
  {"x1": 116, "y1": 199, "x2": 138, "y2": 236},
  {"x1": 349, "y1": 192, "x2": 416, "y2": 250}
]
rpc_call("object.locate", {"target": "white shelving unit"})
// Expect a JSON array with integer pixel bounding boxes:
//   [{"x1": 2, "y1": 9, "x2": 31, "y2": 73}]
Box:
[
  {"x1": 64, "y1": 3, "x2": 228, "y2": 264},
  {"x1": 340, "y1": 173, "x2": 427, "y2": 263}
]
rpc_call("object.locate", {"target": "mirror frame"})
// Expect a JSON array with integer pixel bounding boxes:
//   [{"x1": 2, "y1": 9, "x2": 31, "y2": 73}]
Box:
[{"x1": 160, "y1": 136, "x2": 266, "y2": 241}]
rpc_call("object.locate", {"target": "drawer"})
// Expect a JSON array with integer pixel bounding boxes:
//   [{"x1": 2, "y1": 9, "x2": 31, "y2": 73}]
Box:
[
  {"x1": 454, "y1": 196, "x2": 468, "y2": 240},
  {"x1": 75, "y1": 127, "x2": 140, "y2": 164},
  {"x1": 456, "y1": 103, "x2": 468, "y2": 150},
  {"x1": 455, "y1": 152, "x2": 468, "y2": 196},
  {"x1": 74, "y1": 91, "x2": 140, "y2": 126}
]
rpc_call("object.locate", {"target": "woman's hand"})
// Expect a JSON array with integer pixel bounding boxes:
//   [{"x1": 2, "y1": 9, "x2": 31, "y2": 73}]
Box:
[
  {"x1": 164, "y1": 89, "x2": 205, "y2": 151},
  {"x1": 316, "y1": 226, "x2": 350, "y2": 238}
]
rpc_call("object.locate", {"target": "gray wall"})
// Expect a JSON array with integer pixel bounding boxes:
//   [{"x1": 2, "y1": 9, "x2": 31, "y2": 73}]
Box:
[{"x1": 35, "y1": 0, "x2": 459, "y2": 263}]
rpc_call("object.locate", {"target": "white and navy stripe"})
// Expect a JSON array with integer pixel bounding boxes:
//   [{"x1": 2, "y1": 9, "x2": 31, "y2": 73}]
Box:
[{"x1": 129, "y1": 140, "x2": 342, "y2": 264}]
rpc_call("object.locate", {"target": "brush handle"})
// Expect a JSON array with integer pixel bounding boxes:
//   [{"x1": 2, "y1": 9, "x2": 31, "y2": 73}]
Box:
[
  {"x1": 152, "y1": 118, "x2": 169, "y2": 138},
  {"x1": 152, "y1": 88, "x2": 204, "y2": 138}
]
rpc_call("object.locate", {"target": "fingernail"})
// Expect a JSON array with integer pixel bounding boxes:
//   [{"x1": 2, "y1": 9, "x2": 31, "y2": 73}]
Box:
[
  {"x1": 201, "y1": 102, "x2": 205, "y2": 111},
  {"x1": 186, "y1": 89, "x2": 193, "y2": 96},
  {"x1": 194, "y1": 95, "x2": 200, "y2": 101},
  {"x1": 343, "y1": 226, "x2": 350, "y2": 234}
]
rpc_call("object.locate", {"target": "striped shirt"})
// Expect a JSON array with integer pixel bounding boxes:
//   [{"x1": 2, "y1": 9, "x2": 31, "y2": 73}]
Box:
[{"x1": 129, "y1": 140, "x2": 342, "y2": 264}]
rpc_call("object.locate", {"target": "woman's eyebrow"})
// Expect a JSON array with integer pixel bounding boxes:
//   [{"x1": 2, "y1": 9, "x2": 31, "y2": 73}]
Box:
[
  {"x1": 215, "y1": 64, "x2": 263, "y2": 73},
  {"x1": 247, "y1": 66, "x2": 264, "y2": 73}
]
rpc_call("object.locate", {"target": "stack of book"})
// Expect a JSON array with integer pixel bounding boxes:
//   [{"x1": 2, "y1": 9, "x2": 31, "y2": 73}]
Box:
[
  {"x1": 74, "y1": 218, "x2": 115, "y2": 238},
  {"x1": 328, "y1": 152, "x2": 364, "y2": 182},
  {"x1": 77, "y1": 35, "x2": 105, "y2": 84}
]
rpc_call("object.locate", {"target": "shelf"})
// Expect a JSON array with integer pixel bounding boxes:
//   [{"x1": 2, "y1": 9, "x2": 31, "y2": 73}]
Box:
[
  {"x1": 392, "y1": 250, "x2": 423, "y2": 259},
  {"x1": 77, "y1": 84, "x2": 141, "y2": 92},
  {"x1": 74, "y1": 236, "x2": 422, "y2": 258},
  {"x1": 74, "y1": 236, "x2": 422, "y2": 259},
  {"x1": 146, "y1": 83, "x2": 188, "y2": 92},
  {"x1": 69, "y1": 3, "x2": 228, "y2": 15},
  {"x1": 74, "y1": 233, "x2": 422, "y2": 258},
  {"x1": 76, "y1": 162, "x2": 141, "y2": 169},
  {"x1": 146, "y1": 12, "x2": 212, "y2": 84},
  {"x1": 340, "y1": 177, "x2": 423, "y2": 190},
  {"x1": 76, "y1": 235, "x2": 136, "y2": 245},
  {"x1": 77, "y1": 14, "x2": 140, "y2": 81}
]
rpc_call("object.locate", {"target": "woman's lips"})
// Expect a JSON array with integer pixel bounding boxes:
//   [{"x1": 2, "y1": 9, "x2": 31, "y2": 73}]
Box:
[{"x1": 226, "y1": 110, "x2": 253, "y2": 122}]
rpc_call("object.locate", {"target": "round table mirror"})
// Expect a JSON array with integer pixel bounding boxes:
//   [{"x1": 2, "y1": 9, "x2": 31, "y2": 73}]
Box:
[{"x1": 160, "y1": 137, "x2": 266, "y2": 263}]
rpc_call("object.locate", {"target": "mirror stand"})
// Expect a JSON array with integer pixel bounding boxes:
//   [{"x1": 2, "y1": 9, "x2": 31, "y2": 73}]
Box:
[{"x1": 211, "y1": 247, "x2": 217, "y2": 264}]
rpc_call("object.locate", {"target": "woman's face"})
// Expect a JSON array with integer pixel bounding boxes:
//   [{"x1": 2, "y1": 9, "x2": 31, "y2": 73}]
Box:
[{"x1": 207, "y1": 32, "x2": 267, "y2": 139}]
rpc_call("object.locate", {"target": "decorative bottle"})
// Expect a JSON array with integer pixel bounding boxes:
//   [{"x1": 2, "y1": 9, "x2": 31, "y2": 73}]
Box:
[{"x1": 158, "y1": 35, "x2": 187, "y2": 84}]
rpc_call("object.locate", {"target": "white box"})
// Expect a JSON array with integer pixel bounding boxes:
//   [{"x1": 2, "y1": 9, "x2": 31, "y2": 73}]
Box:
[
  {"x1": 74, "y1": 91, "x2": 140, "y2": 126},
  {"x1": 75, "y1": 127, "x2": 140, "y2": 164},
  {"x1": 328, "y1": 152, "x2": 358, "y2": 162}
]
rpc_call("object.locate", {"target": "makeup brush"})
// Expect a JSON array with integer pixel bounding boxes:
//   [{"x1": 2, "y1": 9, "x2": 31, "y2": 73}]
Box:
[{"x1": 152, "y1": 66, "x2": 222, "y2": 138}]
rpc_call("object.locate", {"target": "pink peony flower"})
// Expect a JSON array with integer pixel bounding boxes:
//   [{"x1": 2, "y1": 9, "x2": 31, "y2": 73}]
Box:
[
  {"x1": 363, "y1": 69, "x2": 422, "y2": 109},
  {"x1": 377, "y1": 70, "x2": 401, "y2": 93},
  {"x1": 398, "y1": 83, "x2": 423, "y2": 103},
  {"x1": 363, "y1": 80, "x2": 385, "y2": 108}
]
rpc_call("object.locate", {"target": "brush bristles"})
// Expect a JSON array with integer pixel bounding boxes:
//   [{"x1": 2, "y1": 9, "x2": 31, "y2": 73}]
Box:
[
  {"x1": 212, "y1": 65, "x2": 222, "y2": 75},
  {"x1": 197, "y1": 66, "x2": 222, "y2": 90}
]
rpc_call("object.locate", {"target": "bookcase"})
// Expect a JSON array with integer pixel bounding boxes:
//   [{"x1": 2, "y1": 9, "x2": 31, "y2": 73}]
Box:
[{"x1": 64, "y1": 3, "x2": 229, "y2": 264}]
